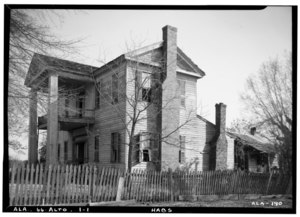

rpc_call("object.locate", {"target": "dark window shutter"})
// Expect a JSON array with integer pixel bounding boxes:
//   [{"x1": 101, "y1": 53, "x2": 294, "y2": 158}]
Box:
[
  {"x1": 135, "y1": 70, "x2": 142, "y2": 100},
  {"x1": 95, "y1": 136, "x2": 99, "y2": 162},
  {"x1": 111, "y1": 133, "x2": 115, "y2": 163},
  {"x1": 118, "y1": 132, "x2": 121, "y2": 163},
  {"x1": 58, "y1": 143, "x2": 60, "y2": 161},
  {"x1": 131, "y1": 134, "x2": 140, "y2": 167}
]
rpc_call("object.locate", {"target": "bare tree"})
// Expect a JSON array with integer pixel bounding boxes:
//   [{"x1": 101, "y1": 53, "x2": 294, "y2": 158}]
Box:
[
  {"x1": 8, "y1": 9, "x2": 81, "y2": 139},
  {"x1": 227, "y1": 118, "x2": 254, "y2": 134},
  {"x1": 241, "y1": 52, "x2": 292, "y2": 174}
]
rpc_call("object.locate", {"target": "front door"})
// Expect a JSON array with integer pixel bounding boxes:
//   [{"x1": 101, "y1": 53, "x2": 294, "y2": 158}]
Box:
[{"x1": 77, "y1": 142, "x2": 85, "y2": 164}]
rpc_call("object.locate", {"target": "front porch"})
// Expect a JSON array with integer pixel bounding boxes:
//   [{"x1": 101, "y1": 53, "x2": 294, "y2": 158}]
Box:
[{"x1": 24, "y1": 53, "x2": 98, "y2": 164}]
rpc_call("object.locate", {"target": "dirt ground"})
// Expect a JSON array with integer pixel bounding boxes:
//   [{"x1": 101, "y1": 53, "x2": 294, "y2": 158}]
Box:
[{"x1": 91, "y1": 198, "x2": 293, "y2": 208}]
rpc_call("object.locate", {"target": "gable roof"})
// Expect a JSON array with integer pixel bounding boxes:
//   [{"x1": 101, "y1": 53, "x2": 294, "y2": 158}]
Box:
[
  {"x1": 25, "y1": 53, "x2": 98, "y2": 87},
  {"x1": 123, "y1": 41, "x2": 205, "y2": 77}
]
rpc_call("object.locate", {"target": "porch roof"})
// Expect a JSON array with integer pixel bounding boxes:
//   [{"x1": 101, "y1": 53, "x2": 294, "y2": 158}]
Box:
[{"x1": 227, "y1": 132, "x2": 276, "y2": 154}]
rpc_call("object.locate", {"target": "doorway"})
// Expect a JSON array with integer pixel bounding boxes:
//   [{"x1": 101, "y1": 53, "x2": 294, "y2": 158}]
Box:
[{"x1": 76, "y1": 142, "x2": 85, "y2": 164}]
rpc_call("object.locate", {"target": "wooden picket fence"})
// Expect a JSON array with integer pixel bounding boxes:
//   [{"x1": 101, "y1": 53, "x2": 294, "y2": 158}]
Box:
[{"x1": 9, "y1": 163, "x2": 291, "y2": 205}]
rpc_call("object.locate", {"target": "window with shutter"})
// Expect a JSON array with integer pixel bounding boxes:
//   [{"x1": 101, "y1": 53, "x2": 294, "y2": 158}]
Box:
[
  {"x1": 179, "y1": 135, "x2": 186, "y2": 163},
  {"x1": 141, "y1": 133, "x2": 151, "y2": 162}
]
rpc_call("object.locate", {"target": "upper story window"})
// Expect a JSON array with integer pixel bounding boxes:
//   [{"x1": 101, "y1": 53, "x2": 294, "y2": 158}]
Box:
[
  {"x1": 136, "y1": 70, "x2": 152, "y2": 102},
  {"x1": 112, "y1": 73, "x2": 119, "y2": 104},
  {"x1": 178, "y1": 79, "x2": 186, "y2": 107}
]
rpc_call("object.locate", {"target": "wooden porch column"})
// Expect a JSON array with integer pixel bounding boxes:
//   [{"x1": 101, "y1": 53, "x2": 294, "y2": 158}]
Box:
[
  {"x1": 46, "y1": 74, "x2": 59, "y2": 165},
  {"x1": 28, "y1": 88, "x2": 38, "y2": 164}
]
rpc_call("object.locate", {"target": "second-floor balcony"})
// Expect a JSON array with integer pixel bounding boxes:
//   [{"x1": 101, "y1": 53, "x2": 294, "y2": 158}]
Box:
[{"x1": 38, "y1": 109, "x2": 95, "y2": 131}]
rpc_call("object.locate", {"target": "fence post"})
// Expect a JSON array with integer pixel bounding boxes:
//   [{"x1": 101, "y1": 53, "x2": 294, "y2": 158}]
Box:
[
  {"x1": 265, "y1": 170, "x2": 274, "y2": 195},
  {"x1": 168, "y1": 168, "x2": 173, "y2": 202},
  {"x1": 116, "y1": 176, "x2": 125, "y2": 201}
]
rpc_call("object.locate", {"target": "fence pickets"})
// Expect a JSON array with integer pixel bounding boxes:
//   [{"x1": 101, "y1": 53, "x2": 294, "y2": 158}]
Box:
[{"x1": 9, "y1": 163, "x2": 291, "y2": 206}]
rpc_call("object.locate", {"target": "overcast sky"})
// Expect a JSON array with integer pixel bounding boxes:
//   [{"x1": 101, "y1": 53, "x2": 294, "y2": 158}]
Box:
[{"x1": 39, "y1": 7, "x2": 291, "y2": 125}]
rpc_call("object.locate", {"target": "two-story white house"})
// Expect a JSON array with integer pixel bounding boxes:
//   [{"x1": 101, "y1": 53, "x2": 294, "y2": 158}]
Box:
[{"x1": 24, "y1": 25, "x2": 276, "y2": 172}]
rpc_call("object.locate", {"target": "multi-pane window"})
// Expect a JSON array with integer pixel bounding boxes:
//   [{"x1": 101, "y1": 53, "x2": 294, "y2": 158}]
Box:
[
  {"x1": 64, "y1": 141, "x2": 68, "y2": 162},
  {"x1": 111, "y1": 132, "x2": 121, "y2": 163},
  {"x1": 112, "y1": 73, "x2": 119, "y2": 104},
  {"x1": 178, "y1": 79, "x2": 186, "y2": 107},
  {"x1": 136, "y1": 70, "x2": 152, "y2": 102},
  {"x1": 179, "y1": 135, "x2": 186, "y2": 163},
  {"x1": 95, "y1": 136, "x2": 100, "y2": 162},
  {"x1": 132, "y1": 132, "x2": 152, "y2": 165}
]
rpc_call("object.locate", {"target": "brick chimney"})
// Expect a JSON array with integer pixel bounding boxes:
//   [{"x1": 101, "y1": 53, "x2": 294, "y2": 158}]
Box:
[
  {"x1": 160, "y1": 25, "x2": 180, "y2": 170},
  {"x1": 162, "y1": 25, "x2": 177, "y2": 80},
  {"x1": 215, "y1": 103, "x2": 228, "y2": 170}
]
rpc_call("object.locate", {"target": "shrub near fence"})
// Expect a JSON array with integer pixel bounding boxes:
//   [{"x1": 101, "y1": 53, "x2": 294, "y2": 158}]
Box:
[{"x1": 9, "y1": 163, "x2": 292, "y2": 205}]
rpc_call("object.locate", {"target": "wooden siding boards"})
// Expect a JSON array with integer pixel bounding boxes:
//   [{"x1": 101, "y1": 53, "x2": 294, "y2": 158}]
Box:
[{"x1": 94, "y1": 62, "x2": 127, "y2": 170}]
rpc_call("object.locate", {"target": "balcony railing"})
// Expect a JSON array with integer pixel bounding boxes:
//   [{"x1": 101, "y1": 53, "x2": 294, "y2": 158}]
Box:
[
  {"x1": 60, "y1": 108, "x2": 95, "y2": 119},
  {"x1": 38, "y1": 109, "x2": 95, "y2": 130}
]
